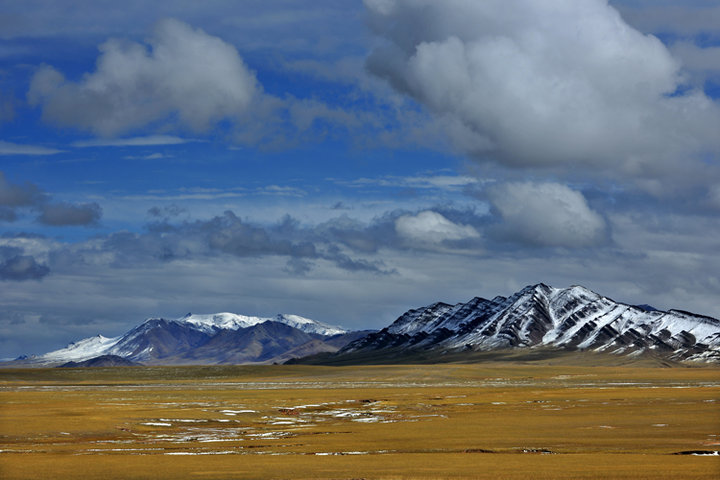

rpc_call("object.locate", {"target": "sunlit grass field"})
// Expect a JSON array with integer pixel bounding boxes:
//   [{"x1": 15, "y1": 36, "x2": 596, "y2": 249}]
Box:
[{"x1": 1, "y1": 363, "x2": 718, "y2": 479}]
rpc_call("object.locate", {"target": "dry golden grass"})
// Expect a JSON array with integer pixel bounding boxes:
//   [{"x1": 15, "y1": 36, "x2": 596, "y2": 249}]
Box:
[{"x1": 1, "y1": 364, "x2": 718, "y2": 479}]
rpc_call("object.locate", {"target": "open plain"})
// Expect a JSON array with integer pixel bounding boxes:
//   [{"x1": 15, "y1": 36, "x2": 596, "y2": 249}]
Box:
[{"x1": 1, "y1": 362, "x2": 719, "y2": 479}]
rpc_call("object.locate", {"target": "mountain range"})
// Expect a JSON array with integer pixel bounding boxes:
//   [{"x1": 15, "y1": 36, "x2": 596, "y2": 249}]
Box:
[
  {"x1": 310, "y1": 284, "x2": 720, "y2": 364},
  {"x1": 8, "y1": 284, "x2": 720, "y2": 366},
  {"x1": 12, "y1": 313, "x2": 370, "y2": 366}
]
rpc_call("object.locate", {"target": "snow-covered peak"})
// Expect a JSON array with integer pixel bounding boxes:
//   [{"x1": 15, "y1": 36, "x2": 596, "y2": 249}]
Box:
[
  {"x1": 25, "y1": 311, "x2": 347, "y2": 365},
  {"x1": 178, "y1": 312, "x2": 269, "y2": 333},
  {"x1": 275, "y1": 314, "x2": 347, "y2": 336},
  {"x1": 175, "y1": 312, "x2": 346, "y2": 335}
]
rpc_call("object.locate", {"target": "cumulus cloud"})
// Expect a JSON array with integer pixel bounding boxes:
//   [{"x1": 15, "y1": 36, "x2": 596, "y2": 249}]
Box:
[
  {"x1": 96, "y1": 211, "x2": 392, "y2": 274},
  {"x1": 38, "y1": 202, "x2": 102, "y2": 226},
  {"x1": 395, "y1": 210, "x2": 480, "y2": 246},
  {"x1": 0, "y1": 172, "x2": 102, "y2": 226},
  {"x1": 0, "y1": 246, "x2": 50, "y2": 281},
  {"x1": 364, "y1": 0, "x2": 720, "y2": 174},
  {"x1": 147, "y1": 204, "x2": 187, "y2": 219},
  {"x1": 23, "y1": 17, "x2": 381, "y2": 149},
  {"x1": 28, "y1": 18, "x2": 260, "y2": 136},
  {"x1": 0, "y1": 172, "x2": 45, "y2": 208},
  {"x1": 315, "y1": 215, "x2": 388, "y2": 253},
  {"x1": 204, "y1": 211, "x2": 304, "y2": 258},
  {"x1": 203, "y1": 212, "x2": 391, "y2": 274},
  {"x1": 3, "y1": 197, "x2": 720, "y2": 357},
  {"x1": 488, "y1": 182, "x2": 606, "y2": 247}
]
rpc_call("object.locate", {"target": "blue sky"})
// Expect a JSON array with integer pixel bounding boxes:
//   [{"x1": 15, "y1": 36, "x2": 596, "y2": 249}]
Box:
[{"x1": 1, "y1": 0, "x2": 720, "y2": 358}]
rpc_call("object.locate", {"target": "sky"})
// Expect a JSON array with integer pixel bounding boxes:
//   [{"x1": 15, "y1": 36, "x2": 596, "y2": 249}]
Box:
[{"x1": 1, "y1": 0, "x2": 720, "y2": 359}]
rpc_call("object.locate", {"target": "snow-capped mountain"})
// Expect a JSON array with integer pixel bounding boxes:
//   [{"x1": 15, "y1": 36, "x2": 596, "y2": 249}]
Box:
[
  {"x1": 15, "y1": 284, "x2": 720, "y2": 366},
  {"x1": 177, "y1": 312, "x2": 346, "y2": 336},
  {"x1": 339, "y1": 284, "x2": 720, "y2": 362},
  {"x1": 23, "y1": 312, "x2": 357, "y2": 366}
]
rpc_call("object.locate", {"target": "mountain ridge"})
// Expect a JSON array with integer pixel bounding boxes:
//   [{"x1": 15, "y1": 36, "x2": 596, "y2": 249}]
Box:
[
  {"x1": 333, "y1": 283, "x2": 720, "y2": 363},
  {"x1": 10, "y1": 313, "x2": 364, "y2": 366},
  {"x1": 7, "y1": 283, "x2": 720, "y2": 366}
]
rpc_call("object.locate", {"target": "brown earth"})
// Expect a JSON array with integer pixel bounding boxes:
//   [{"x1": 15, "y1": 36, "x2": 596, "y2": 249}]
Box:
[{"x1": 1, "y1": 363, "x2": 718, "y2": 479}]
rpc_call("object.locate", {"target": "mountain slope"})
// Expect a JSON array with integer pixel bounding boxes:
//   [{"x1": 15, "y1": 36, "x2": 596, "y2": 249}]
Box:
[
  {"x1": 162, "y1": 321, "x2": 317, "y2": 364},
  {"x1": 58, "y1": 355, "x2": 142, "y2": 368},
  {"x1": 106, "y1": 318, "x2": 213, "y2": 361},
  {"x1": 178, "y1": 312, "x2": 346, "y2": 336},
  {"x1": 338, "y1": 284, "x2": 720, "y2": 363}
]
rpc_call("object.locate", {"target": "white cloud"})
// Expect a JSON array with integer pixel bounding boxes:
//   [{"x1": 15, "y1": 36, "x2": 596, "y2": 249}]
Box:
[
  {"x1": 0, "y1": 141, "x2": 63, "y2": 156},
  {"x1": 401, "y1": 174, "x2": 481, "y2": 189},
  {"x1": 5, "y1": 206, "x2": 720, "y2": 358},
  {"x1": 339, "y1": 173, "x2": 480, "y2": 190},
  {"x1": 123, "y1": 153, "x2": 169, "y2": 160},
  {"x1": 364, "y1": 0, "x2": 720, "y2": 175},
  {"x1": 489, "y1": 182, "x2": 606, "y2": 248},
  {"x1": 28, "y1": 18, "x2": 260, "y2": 136},
  {"x1": 72, "y1": 135, "x2": 190, "y2": 147},
  {"x1": 395, "y1": 210, "x2": 480, "y2": 245}
]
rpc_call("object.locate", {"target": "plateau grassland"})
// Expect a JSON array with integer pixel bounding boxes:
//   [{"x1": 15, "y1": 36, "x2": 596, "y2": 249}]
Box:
[{"x1": 1, "y1": 364, "x2": 718, "y2": 479}]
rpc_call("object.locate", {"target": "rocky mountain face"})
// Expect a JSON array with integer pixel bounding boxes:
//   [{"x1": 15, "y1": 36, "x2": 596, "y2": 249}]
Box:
[
  {"x1": 339, "y1": 284, "x2": 720, "y2": 362},
  {"x1": 14, "y1": 313, "x2": 370, "y2": 366}
]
